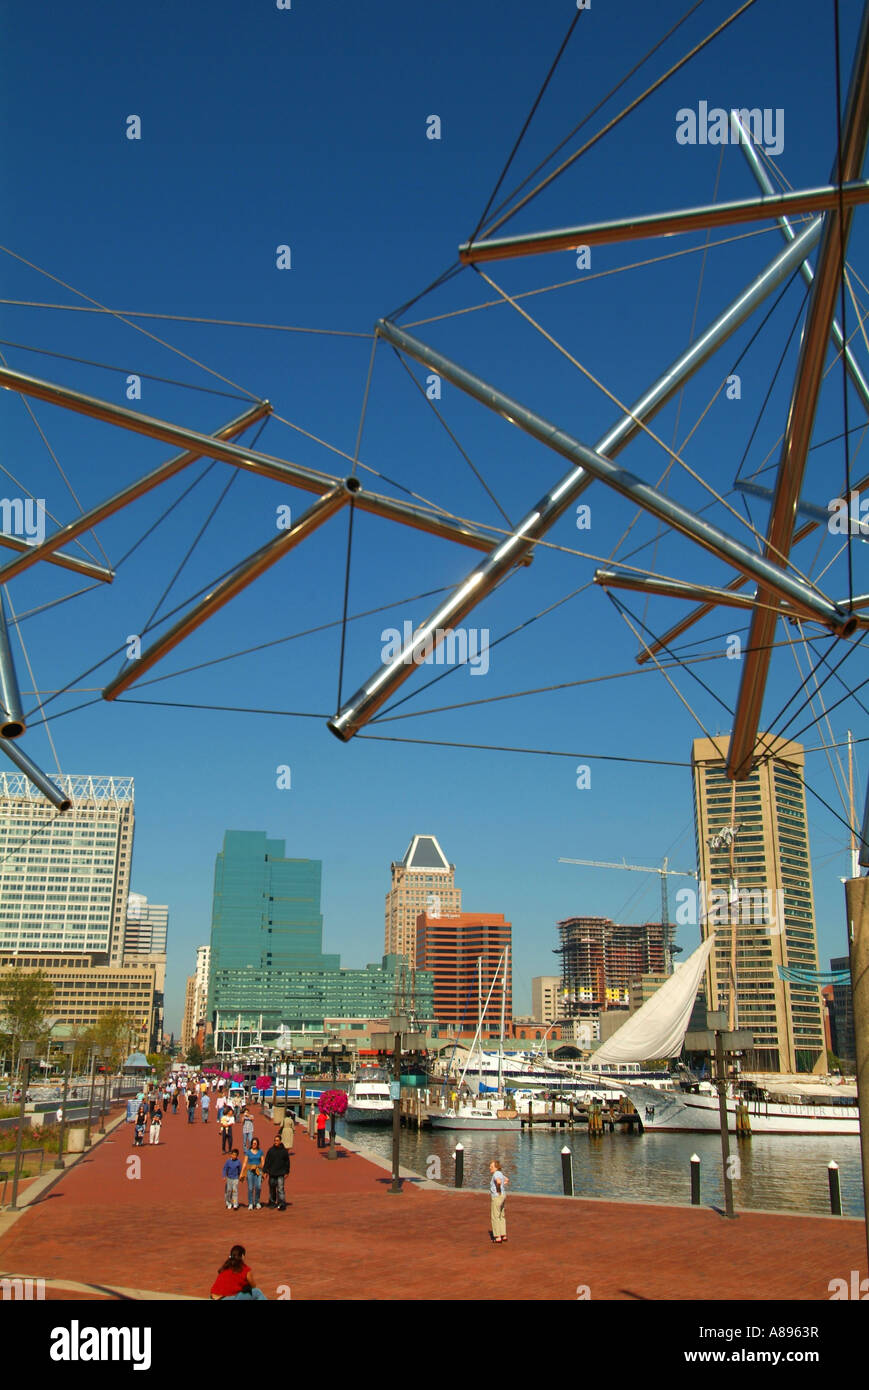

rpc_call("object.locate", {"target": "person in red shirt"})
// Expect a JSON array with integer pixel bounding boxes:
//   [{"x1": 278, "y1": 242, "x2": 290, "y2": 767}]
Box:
[
  {"x1": 209, "y1": 1244, "x2": 267, "y2": 1300},
  {"x1": 316, "y1": 1110, "x2": 328, "y2": 1149}
]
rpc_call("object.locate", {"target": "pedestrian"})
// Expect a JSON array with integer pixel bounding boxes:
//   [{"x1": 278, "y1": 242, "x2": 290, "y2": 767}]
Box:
[
  {"x1": 222, "y1": 1148, "x2": 242, "y2": 1210},
  {"x1": 220, "y1": 1104, "x2": 234, "y2": 1153},
  {"x1": 316, "y1": 1110, "x2": 327, "y2": 1149},
  {"x1": 162, "y1": 1090, "x2": 170, "y2": 1115},
  {"x1": 201, "y1": 1091, "x2": 211, "y2": 1124},
  {"x1": 242, "y1": 1107, "x2": 254, "y2": 1150},
  {"x1": 172, "y1": 1089, "x2": 179, "y2": 1114},
  {"x1": 134, "y1": 1107, "x2": 147, "y2": 1148},
  {"x1": 215, "y1": 1092, "x2": 225, "y2": 1124},
  {"x1": 148, "y1": 1091, "x2": 157, "y2": 1118},
  {"x1": 241, "y1": 1136, "x2": 264, "y2": 1210},
  {"x1": 279, "y1": 1108, "x2": 295, "y2": 1153},
  {"x1": 149, "y1": 1109, "x2": 162, "y2": 1145},
  {"x1": 263, "y1": 1134, "x2": 289, "y2": 1210},
  {"x1": 187, "y1": 1090, "x2": 197, "y2": 1124},
  {"x1": 489, "y1": 1159, "x2": 509, "y2": 1243},
  {"x1": 209, "y1": 1244, "x2": 267, "y2": 1300}
]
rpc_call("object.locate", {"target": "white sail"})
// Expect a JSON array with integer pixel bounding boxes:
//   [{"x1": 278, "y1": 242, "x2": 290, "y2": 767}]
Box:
[{"x1": 590, "y1": 936, "x2": 715, "y2": 1064}]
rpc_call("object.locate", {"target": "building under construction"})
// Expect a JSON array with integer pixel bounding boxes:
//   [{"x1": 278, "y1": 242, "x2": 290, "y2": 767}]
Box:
[{"x1": 555, "y1": 917, "x2": 668, "y2": 1024}]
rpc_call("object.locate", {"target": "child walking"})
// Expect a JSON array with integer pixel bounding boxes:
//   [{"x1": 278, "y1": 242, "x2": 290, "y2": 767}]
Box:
[{"x1": 222, "y1": 1148, "x2": 242, "y2": 1210}]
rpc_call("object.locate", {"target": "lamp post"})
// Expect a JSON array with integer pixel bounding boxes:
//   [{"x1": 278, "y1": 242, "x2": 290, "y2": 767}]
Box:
[
  {"x1": 685, "y1": 1013, "x2": 753, "y2": 1219},
  {"x1": 83, "y1": 1049, "x2": 98, "y2": 1148},
  {"x1": 10, "y1": 1040, "x2": 35, "y2": 1210},
  {"x1": 54, "y1": 1041, "x2": 76, "y2": 1169},
  {"x1": 98, "y1": 1050, "x2": 111, "y2": 1134}
]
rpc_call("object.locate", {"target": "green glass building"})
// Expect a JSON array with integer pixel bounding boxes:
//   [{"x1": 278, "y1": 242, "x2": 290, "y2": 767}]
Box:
[{"x1": 207, "y1": 831, "x2": 433, "y2": 1042}]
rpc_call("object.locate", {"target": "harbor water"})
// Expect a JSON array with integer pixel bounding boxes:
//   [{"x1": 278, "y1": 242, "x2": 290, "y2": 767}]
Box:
[{"x1": 338, "y1": 1119, "x2": 865, "y2": 1217}]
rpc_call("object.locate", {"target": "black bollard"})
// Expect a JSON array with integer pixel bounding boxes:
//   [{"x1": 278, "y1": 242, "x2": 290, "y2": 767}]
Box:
[
  {"x1": 454, "y1": 1143, "x2": 464, "y2": 1188},
  {"x1": 690, "y1": 1153, "x2": 701, "y2": 1206},
  {"x1": 828, "y1": 1160, "x2": 842, "y2": 1216},
  {"x1": 561, "y1": 1145, "x2": 574, "y2": 1196}
]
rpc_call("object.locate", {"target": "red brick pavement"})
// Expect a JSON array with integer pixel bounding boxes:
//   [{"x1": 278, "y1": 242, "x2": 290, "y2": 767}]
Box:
[{"x1": 0, "y1": 1101, "x2": 865, "y2": 1300}]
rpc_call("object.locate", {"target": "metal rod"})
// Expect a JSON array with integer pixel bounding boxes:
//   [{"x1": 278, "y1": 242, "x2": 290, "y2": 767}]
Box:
[
  {"x1": 459, "y1": 181, "x2": 869, "y2": 262},
  {"x1": 733, "y1": 478, "x2": 831, "y2": 525},
  {"x1": 103, "y1": 481, "x2": 354, "y2": 700},
  {"x1": 0, "y1": 403, "x2": 270, "y2": 587},
  {"x1": 0, "y1": 532, "x2": 111, "y2": 583},
  {"x1": 0, "y1": 365, "x2": 504, "y2": 558},
  {"x1": 732, "y1": 109, "x2": 869, "y2": 417},
  {"x1": 728, "y1": 5, "x2": 869, "y2": 781},
  {"x1": 0, "y1": 593, "x2": 25, "y2": 737},
  {"x1": 0, "y1": 738, "x2": 71, "y2": 810},
  {"x1": 330, "y1": 236, "x2": 849, "y2": 740},
  {"x1": 593, "y1": 568, "x2": 816, "y2": 619}
]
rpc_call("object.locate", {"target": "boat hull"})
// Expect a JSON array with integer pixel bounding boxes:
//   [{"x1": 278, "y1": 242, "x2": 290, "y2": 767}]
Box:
[
  {"x1": 622, "y1": 1084, "x2": 860, "y2": 1135},
  {"x1": 345, "y1": 1104, "x2": 393, "y2": 1125},
  {"x1": 430, "y1": 1113, "x2": 521, "y2": 1131}
]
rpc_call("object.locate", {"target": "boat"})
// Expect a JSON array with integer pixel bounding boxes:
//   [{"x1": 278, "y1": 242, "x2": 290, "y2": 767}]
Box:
[
  {"x1": 345, "y1": 1071, "x2": 393, "y2": 1124},
  {"x1": 430, "y1": 1095, "x2": 522, "y2": 1131},
  {"x1": 621, "y1": 1080, "x2": 860, "y2": 1135}
]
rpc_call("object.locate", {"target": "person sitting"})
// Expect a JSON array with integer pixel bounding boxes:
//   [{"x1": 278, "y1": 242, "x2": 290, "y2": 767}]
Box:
[{"x1": 209, "y1": 1244, "x2": 267, "y2": 1300}]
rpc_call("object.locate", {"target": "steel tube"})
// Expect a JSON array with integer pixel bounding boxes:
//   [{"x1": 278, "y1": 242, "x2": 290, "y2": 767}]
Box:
[
  {"x1": 459, "y1": 181, "x2": 869, "y2": 262},
  {"x1": 0, "y1": 402, "x2": 271, "y2": 587},
  {"x1": 329, "y1": 238, "x2": 847, "y2": 741},
  {"x1": 0, "y1": 737, "x2": 71, "y2": 810},
  {"x1": 0, "y1": 532, "x2": 111, "y2": 583},
  {"x1": 0, "y1": 365, "x2": 504, "y2": 558},
  {"x1": 103, "y1": 481, "x2": 354, "y2": 699},
  {"x1": 0, "y1": 594, "x2": 25, "y2": 737},
  {"x1": 593, "y1": 567, "x2": 816, "y2": 618},
  {"x1": 728, "y1": 5, "x2": 869, "y2": 781},
  {"x1": 732, "y1": 110, "x2": 869, "y2": 417}
]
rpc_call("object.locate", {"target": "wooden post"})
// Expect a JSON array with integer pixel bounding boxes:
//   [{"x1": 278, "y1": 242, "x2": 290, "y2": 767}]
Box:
[{"x1": 845, "y1": 876, "x2": 869, "y2": 1268}]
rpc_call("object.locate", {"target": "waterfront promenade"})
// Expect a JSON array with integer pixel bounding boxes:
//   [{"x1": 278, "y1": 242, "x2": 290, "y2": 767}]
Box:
[{"x1": 0, "y1": 1101, "x2": 865, "y2": 1300}]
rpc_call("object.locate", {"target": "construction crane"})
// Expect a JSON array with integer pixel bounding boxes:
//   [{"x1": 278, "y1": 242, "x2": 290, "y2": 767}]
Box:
[{"x1": 557, "y1": 856, "x2": 697, "y2": 972}]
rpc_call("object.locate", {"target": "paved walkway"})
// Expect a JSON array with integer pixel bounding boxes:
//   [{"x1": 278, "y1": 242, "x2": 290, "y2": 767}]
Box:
[{"x1": 0, "y1": 1101, "x2": 865, "y2": 1300}]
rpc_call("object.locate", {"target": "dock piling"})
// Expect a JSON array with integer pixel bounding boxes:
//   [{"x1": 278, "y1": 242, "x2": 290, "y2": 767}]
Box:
[
  {"x1": 828, "y1": 1160, "x2": 842, "y2": 1216},
  {"x1": 690, "y1": 1153, "x2": 701, "y2": 1206},
  {"x1": 454, "y1": 1143, "x2": 464, "y2": 1189},
  {"x1": 561, "y1": 1145, "x2": 574, "y2": 1197}
]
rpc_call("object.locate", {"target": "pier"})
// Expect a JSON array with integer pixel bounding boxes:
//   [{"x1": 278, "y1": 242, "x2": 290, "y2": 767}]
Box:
[{"x1": 0, "y1": 1095, "x2": 863, "y2": 1301}]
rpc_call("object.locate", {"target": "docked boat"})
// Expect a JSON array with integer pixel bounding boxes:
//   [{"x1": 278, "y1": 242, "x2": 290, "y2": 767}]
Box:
[
  {"x1": 621, "y1": 1080, "x2": 860, "y2": 1135},
  {"x1": 345, "y1": 1072, "x2": 393, "y2": 1124},
  {"x1": 430, "y1": 1096, "x2": 521, "y2": 1131}
]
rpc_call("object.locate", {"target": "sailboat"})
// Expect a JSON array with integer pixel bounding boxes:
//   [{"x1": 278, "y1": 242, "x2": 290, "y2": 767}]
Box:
[
  {"x1": 600, "y1": 937, "x2": 860, "y2": 1134},
  {"x1": 431, "y1": 948, "x2": 523, "y2": 1131}
]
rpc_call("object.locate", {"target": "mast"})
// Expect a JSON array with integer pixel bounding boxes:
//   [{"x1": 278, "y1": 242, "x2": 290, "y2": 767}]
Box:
[
  {"x1": 849, "y1": 730, "x2": 860, "y2": 880},
  {"x1": 498, "y1": 948, "x2": 508, "y2": 1095}
]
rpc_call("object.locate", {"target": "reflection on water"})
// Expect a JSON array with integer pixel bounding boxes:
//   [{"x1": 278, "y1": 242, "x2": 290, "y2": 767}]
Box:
[{"x1": 339, "y1": 1119, "x2": 865, "y2": 1216}]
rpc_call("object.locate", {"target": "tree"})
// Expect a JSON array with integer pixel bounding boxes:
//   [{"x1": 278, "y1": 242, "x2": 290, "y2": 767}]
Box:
[
  {"x1": 0, "y1": 970, "x2": 54, "y2": 1069},
  {"x1": 186, "y1": 1043, "x2": 203, "y2": 1066},
  {"x1": 91, "y1": 1009, "x2": 140, "y2": 1069},
  {"x1": 202, "y1": 1037, "x2": 216, "y2": 1060}
]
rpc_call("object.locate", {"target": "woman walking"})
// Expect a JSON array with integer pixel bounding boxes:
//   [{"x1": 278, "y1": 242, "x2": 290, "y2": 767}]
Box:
[
  {"x1": 149, "y1": 1109, "x2": 162, "y2": 1145},
  {"x1": 209, "y1": 1244, "x2": 267, "y2": 1300},
  {"x1": 133, "y1": 1106, "x2": 147, "y2": 1148},
  {"x1": 241, "y1": 1136, "x2": 265, "y2": 1210}
]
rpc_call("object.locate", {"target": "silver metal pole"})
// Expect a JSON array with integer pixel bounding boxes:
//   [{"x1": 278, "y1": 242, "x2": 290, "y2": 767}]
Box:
[
  {"x1": 731, "y1": 110, "x2": 869, "y2": 417},
  {"x1": 330, "y1": 225, "x2": 851, "y2": 741},
  {"x1": 103, "y1": 481, "x2": 354, "y2": 699},
  {"x1": 0, "y1": 366, "x2": 504, "y2": 558},
  {"x1": 594, "y1": 568, "x2": 812, "y2": 618},
  {"x1": 0, "y1": 403, "x2": 271, "y2": 587},
  {"x1": 728, "y1": 4, "x2": 869, "y2": 781},
  {"x1": 0, "y1": 738, "x2": 71, "y2": 810},
  {"x1": 459, "y1": 181, "x2": 869, "y2": 262},
  {"x1": 0, "y1": 593, "x2": 25, "y2": 738}
]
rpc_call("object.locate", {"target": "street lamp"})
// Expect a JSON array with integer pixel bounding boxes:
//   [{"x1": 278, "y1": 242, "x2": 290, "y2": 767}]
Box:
[
  {"x1": 10, "y1": 1040, "x2": 36, "y2": 1210},
  {"x1": 83, "y1": 1049, "x2": 98, "y2": 1148},
  {"x1": 97, "y1": 1050, "x2": 112, "y2": 1134},
  {"x1": 54, "y1": 1040, "x2": 76, "y2": 1169}
]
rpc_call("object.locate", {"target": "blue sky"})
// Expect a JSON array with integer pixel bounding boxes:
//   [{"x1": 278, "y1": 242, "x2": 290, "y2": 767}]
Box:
[{"x1": 1, "y1": 0, "x2": 867, "y2": 1033}]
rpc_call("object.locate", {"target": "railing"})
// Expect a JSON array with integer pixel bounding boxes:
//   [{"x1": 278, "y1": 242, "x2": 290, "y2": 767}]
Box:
[{"x1": 0, "y1": 1148, "x2": 46, "y2": 1205}]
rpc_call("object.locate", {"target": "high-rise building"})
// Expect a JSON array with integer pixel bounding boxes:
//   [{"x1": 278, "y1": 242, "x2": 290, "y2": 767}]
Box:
[
  {"x1": 691, "y1": 734, "x2": 825, "y2": 1074},
  {"x1": 0, "y1": 774, "x2": 134, "y2": 958},
  {"x1": 385, "y1": 835, "x2": 461, "y2": 967},
  {"x1": 122, "y1": 893, "x2": 168, "y2": 956},
  {"x1": 555, "y1": 917, "x2": 667, "y2": 1015},
  {"x1": 208, "y1": 831, "x2": 339, "y2": 1034},
  {"x1": 830, "y1": 956, "x2": 854, "y2": 1067},
  {"x1": 181, "y1": 974, "x2": 197, "y2": 1054},
  {"x1": 532, "y1": 975, "x2": 562, "y2": 1025},
  {"x1": 416, "y1": 911, "x2": 511, "y2": 1036}
]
